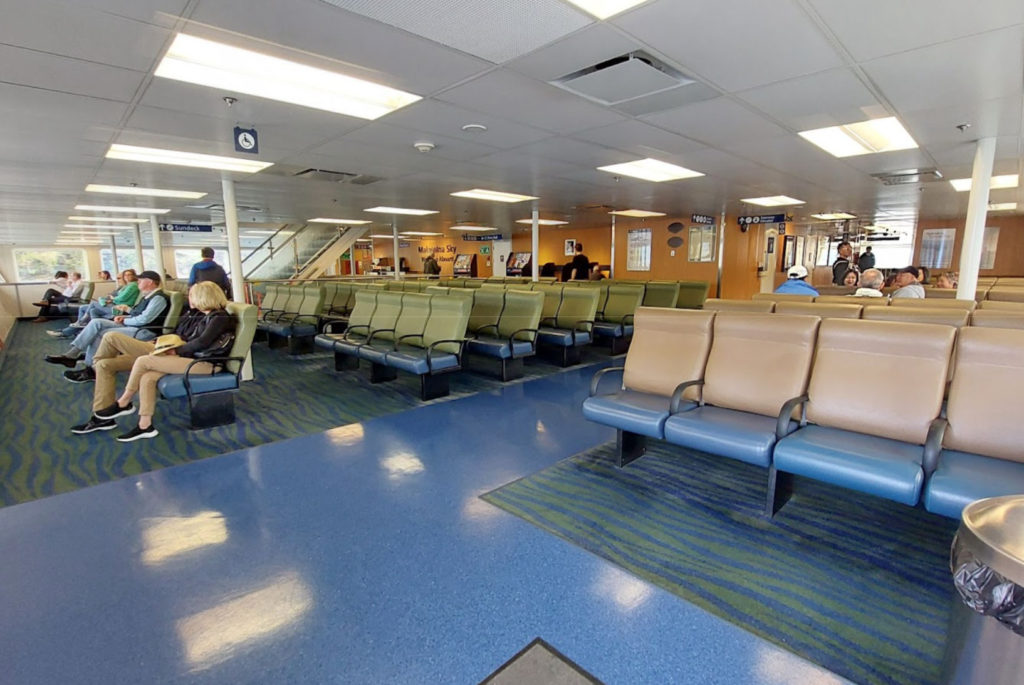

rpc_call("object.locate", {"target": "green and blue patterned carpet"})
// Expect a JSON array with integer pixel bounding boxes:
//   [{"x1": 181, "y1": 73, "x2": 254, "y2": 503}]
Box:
[
  {"x1": 0, "y1": 320, "x2": 604, "y2": 507},
  {"x1": 483, "y1": 442, "x2": 959, "y2": 685}
]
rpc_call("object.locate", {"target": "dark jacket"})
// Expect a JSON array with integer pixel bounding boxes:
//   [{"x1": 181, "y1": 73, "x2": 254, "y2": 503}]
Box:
[
  {"x1": 858, "y1": 252, "x2": 875, "y2": 271},
  {"x1": 174, "y1": 309, "x2": 235, "y2": 358},
  {"x1": 831, "y1": 257, "x2": 851, "y2": 285},
  {"x1": 570, "y1": 254, "x2": 591, "y2": 280},
  {"x1": 188, "y1": 259, "x2": 232, "y2": 298}
]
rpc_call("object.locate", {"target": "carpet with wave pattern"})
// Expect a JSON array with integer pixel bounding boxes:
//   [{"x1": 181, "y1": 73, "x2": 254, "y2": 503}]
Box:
[{"x1": 482, "y1": 441, "x2": 958, "y2": 685}]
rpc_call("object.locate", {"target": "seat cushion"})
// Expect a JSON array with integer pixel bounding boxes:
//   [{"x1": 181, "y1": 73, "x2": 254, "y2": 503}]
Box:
[
  {"x1": 773, "y1": 425, "x2": 924, "y2": 505},
  {"x1": 356, "y1": 344, "x2": 389, "y2": 364},
  {"x1": 582, "y1": 390, "x2": 694, "y2": 439},
  {"x1": 593, "y1": 322, "x2": 632, "y2": 339},
  {"x1": 466, "y1": 337, "x2": 533, "y2": 359},
  {"x1": 663, "y1": 405, "x2": 797, "y2": 467},
  {"x1": 384, "y1": 349, "x2": 459, "y2": 375},
  {"x1": 924, "y1": 450, "x2": 1024, "y2": 519},
  {"x1": 158, "y1": 372, "x2": 238, "y2": 399},
  {"x1": 538, "y1": 328, "x2": 592, "y2": 346},
  {"x1": 314, "y1": 333, "x2": 342, "y2": 351}
]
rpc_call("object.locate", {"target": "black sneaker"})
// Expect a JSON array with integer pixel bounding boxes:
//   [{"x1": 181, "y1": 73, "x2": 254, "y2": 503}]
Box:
[
  {"x1": 116, "y1": 424, "x2": 159, "y2": 442},
  {"x1": 64, "y1": 367, "x2": 95, "y2": 383},
  {"x1": 70, "y1": 416, "x2": 117, "y2": 434},
  {"x1": 45, "y1": 354, "x2": 80, "y2": 368},
  {"x1": 94, "y1": 401, "x2": 136, "y2": 420}
]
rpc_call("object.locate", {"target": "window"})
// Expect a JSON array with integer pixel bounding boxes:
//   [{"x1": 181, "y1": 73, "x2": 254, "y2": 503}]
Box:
[
  {"x1": 14, "y1": 249, "x2": 87, "y2": 282},
  {"x1": 100, "y1": 249, "x2": 158, "y2": 275},
  {"x1": 626, "y1": 228, "x2": 652, "y2": 271}
]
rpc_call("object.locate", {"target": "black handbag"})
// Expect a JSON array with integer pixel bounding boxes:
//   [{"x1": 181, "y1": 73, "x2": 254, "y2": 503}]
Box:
[{"x1": 193, "y1": 332, "x2": 235, "y2": 360}]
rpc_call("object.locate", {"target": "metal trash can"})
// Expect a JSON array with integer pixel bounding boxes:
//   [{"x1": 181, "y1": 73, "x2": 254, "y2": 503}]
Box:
[{"x1": 941, "y1": 495, "x2": 1024, "y2": 685}]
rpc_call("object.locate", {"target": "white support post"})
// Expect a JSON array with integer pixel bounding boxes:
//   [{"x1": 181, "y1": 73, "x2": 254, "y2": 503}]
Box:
[
  {"x1": 956, "y1": 138, "x2": 996, "y2": 302},
  {"x1": 531, "y1": 208, "x2": 539, "y2": 282},
  {"x1": 149, "y1": 215, "x2": 165, "y2": 279},
  {"x1": 392, "y1": 220, "x2": 401, "y2": 280},
  {"x1": 110, "y1": 236, "x2": 120, "y2": 273},
  {"x1": 221, "y1": 176, "x2": 253, "y2": 381},
  {"x1": 133, "y1": 225, "x2": 144, "y2": 271},
  {"x1": 609, "y1": 213, "x2": 616, "y2": 280}
]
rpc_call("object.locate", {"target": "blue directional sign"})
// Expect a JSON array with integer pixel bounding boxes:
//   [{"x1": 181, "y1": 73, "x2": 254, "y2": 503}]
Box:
[
  {"x1": 159, "y1": 224, "x2": 213, "y2": 233},
  {"x1": 462, "y1": 234, "x2": 502, "y2": 241},
  {"x1": 738, "y1": 214, "x2": 786, "y2": 226},
  {"x1": 691, "y1": 213, "x2": 715, "y2": 225},
  {"x1": 233, "y1": 126, "x2": 259, "y2": 155}
]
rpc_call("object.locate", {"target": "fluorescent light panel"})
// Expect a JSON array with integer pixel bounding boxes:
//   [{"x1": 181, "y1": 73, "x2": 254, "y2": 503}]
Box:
[
  {"x1": 399, "y1": 231, "x2": 443, "y2": 236},
  {"x1": 85, "y1": 184, "x2": 206, "y2": 199},
  {"x1": 810, "y1": 212, "x2": 857, "y2": 220},
  {"x1": 364, "y1": 206, "x2": 438, "y2": 216},
  {"x1": 68, "y1": 216, "x2": 147, "y2": 223},
  {"x1": 74, "y1": 204, "x2": 169, "y2": 214},
  {"x1": 156, "y1": 33, "x2": 420, "y2": 120},
  {"x1": 742, "y1": 196, "x2": 805, "y2": 207},
  {"x1": 988, "y1": 202, "x2": 1017, "y2": 211},
  {"x1": 515, "y1": 218, "x2": 569, "y2": 226},
  {"x1": 597, "y1": 157, "x2": 703, "y2": 182},
  {"x1": 563, "y1": 0, "x2": 649, "y2": 19},
  {"x1": 609, "y1": 209, "x2": 666, "y2": 218},
  {"x1": 307, "y1": 218, "x2": 372, "y2": 224},
  {"x1": 64, "y1": 224, "x2": 137, "y2": 230},
  {"x1": 798, "y1": 117, "x2": 917, "y2": 158},
  {"x1": 106, "y1": 144, "x2": 272, "y2": 173},
  {"x1": 450, "y1": 225, "x2": 497, "y2": 231},
  {"x1": 450, "y1": 188, "x2": 538, "y2": 203},
  {"x1": 369, "y1": 234, "x2": 400, "y2": 239},
  {"x1": 949, "y1": 174, "x2": 1019, "y2": 192}
]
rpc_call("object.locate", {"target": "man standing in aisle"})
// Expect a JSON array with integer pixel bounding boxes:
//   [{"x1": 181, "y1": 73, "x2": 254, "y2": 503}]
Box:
[
  {"x1": 570, "y1": 242, "x2": 591, "y2": 280},
  {"x1": 857, "y1": 245, "x2": 875, "y2": 271},
  {"x1": 831, "y1": 241, "x2": 853, "y2": 285},
  {"x1": 188, "y1": 247, "x2": 232, "y2": 298}
]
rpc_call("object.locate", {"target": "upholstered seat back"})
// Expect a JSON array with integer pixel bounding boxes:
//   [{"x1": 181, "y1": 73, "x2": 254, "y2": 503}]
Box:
[
  {"x1": 346, "y1": 290, "x2": 377, "y2": 331},
  {"x1": 985, "y1": 287, "x2": 1024, "y2": 303},
  {"x1": 641, "y1": 281, "x2": 679, "y2": 308},
  {"x1": 554, "y1": 288, "x2": 599, "y2": 330},
  {"x1": 224, "y1": 303, "x2": 257, "y2": 374},
  {"x1": 775, "y1": 302, "x2": 862, "y2": 319},
  {"x1": 969, "y1": 310, "x2": 1024, "y2": 330},
  {"x1": 890, "y1": 298, "x2": 976, "y2": 311},
  {"x1": 944, "y1": 327, "x2": 1024, "y2": 463},
  {"x1": 703, "y1": 298, "x2": 774, "y2": 313},
  {"x1": 702, "y1": 314, "x2": 820, "y2": 417},
  {"x1": 468, "y1": 289, "x2": 504, "y2": 333},
  {"x1": 497, "y1": 290, "x2": 543, "y2": 341},
  {"x1": 601, "y1": 285, "x2": 644, "y2": 324},
  {"x1": 752, "y1": 292, "x2": 814, "y2": 303},
  {"x1": 863, "y1": 306, "x2": 970, "y2": 327},
  {"x1": 675, "y1": 281, "x2": 709, "y2": 309},
  {"x1": 806, "y1": 320, "x2": 954, "y2": 444},
  {"x1": 622, "y1": 308, "x2": 714, "y2": 400},
  {"x1": 814, "y1": 295, "x2": 888, "y2": 306}
]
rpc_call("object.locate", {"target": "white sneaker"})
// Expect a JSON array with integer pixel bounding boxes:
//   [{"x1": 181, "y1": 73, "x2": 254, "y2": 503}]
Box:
[{"x1": 46, "y1": 330, "x2": 64, "y2": 338}]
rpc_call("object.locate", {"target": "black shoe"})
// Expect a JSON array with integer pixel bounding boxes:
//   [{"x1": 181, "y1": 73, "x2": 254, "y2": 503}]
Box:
[
  {"x1": 45, "y1": 354, "x2": 79, "y2": 368},
  {"x1": 94, "y1": 401, "x2": 136, "y2": 420},
  {"x1": 70, "y1": 416, "x2": 117, "y2": 434},
  {"x1": 64, "y1": 367, "x2": 95, "y2": 383},
  {"x1": 116, "y1": 424, "x2": 159, "y2": 442}
]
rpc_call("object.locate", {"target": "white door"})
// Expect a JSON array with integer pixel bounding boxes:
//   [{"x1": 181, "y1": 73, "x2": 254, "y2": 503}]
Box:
[{"x1": 760, "y1": 227, "x2": 778, "y2": 293}]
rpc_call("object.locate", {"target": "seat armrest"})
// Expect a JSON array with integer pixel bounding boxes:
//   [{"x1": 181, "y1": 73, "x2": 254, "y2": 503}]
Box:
[
  {"x1": 426, "y1": 338, "x2": 466, "y2": 372},
  {"x1": 670, "y1": 380, "x2": 704, "y2": 414},
  {"x1": 540, "y1": 316, "x2": 556, "y2": 327},
  {"x1": 366, "y1": 328, "x2": 396, "y2": 344},
  {"x1": 474, "y1": 323, "x2": 499, "y2": 335},
  {"x1": 589, "y1": 366, "x2": 625, "y2": 396},
  {"x1": 922, "y1": 418, "x2": 947, "y2": 475},
  {"x1": 321, "y1": 317, "x2": 348, "y2": 333},
  {"x1": 508, "y1": 327, "x2": 538, "y2": 344},
  {"x1": 775, "y1": 394, "x2": 808, "y2": 439},
  {"x1": 181, "y1": 355, "x2": 246, "y2": 399}
]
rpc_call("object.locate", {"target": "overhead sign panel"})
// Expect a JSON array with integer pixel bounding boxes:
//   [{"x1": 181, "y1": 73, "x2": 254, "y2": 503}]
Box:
[
  {"x1": 737, "y1": 214, "x2": 786, "y2": 226},
  {"x1": 160, "y1": 224, "x2": 213, "y2": 232}
]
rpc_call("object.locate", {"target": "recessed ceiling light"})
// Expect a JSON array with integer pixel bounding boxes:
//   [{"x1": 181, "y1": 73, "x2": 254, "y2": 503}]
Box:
[
  {"x1": 609, "y1": 209, "x2": 667, "y2": 218},
  {"x1": 74, "y1": 204, "x2": 170, "y2": 214},
  {"x1": 988, "y1": 202, "x2": 1017, "y2": 211},
  {"x1": 799, "y1": 117, "x2": 917, "y2": 158},
  {"x1": 155, "y1": 33, "x2": 421, "y2": 119},
  {"x1": 106, "y1": 144, "x2": 272, "y2": 173},
  {"x1": 85, "y1": 184, "x2": 207, "y2": 199},
  {"x1": 399, "y1": 231, "x2": 443, "y2": 236},
  {"x1": 515, "y1": 218, "x2": 569, "y2": 226},
  {"x1": 61, "y1": 231, "x2": 118, "y2": 236},
  {"x1": 307, "y1": 217, "x2": 373, "y2": 224},
  {"x1": 949, "y1": 174, "x2": 1019, "y2": 192},
  {"x1": 450, "y1": 225, "x2": 498, "y2": 231},
  {"x1": 810, "y1": 212, "x2": 857, "y2": 220},
  {"x1": 67, "y1": 216, "x2": 148, "y2": 223},
  {"x1": 56, "y1": 239, "x2": 106, "y2": 244},
  {"x1": 63, "y1": 224, "x2": 137, "y2": 230},
  {"x1": 461, "y1": 123, "x2": 487, "y2": 132},
  {"x1": 450, "y1": 188, "x2": 538, "y2": 203},
  {"x1": 597, "y1": 158, "x2": 703, "y2": 182},
  {"x1": 364, "y1": 206, "x2": 438, "y2": 216},
  {"x1": 369, "y1": 234, "x2": 401, "y2": 239},
  {"x1": 563, "y1": 0, "x2": 650, "y2": 19},
  {"x1": 741, "y1": 196, "x2": 805, "y2": 207}
]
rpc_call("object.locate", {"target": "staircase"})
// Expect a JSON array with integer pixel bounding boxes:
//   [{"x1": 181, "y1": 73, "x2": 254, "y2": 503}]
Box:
[{"x1": 243, "y1": 224, "x2": 368, "y2": 280}]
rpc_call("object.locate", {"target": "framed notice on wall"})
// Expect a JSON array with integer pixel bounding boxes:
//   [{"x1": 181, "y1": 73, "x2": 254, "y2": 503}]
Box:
[
  {"x1": 920, "y1": 228, "x2": 955, "y2": 269},
  {"x1": 781, "y1": 235, "x2": 797, "y2": 270},
  {"x1": 626, "y1": 228, "x2": 652, "y2": 271},
  {"x1": 981, "y1": 226, "x2": 999, "y2": 270},
  {"x1": 687, "y1": 225, "x2": 716, "y2": 262}
]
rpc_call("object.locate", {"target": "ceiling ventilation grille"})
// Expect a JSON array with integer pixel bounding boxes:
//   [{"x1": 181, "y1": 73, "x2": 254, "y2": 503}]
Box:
[
  {"x1": 186, "y1": 203, "x2": 263, "y2": 212},
  {"x1": 552, "y1": 51, "x2": 695, "y2": 106},
  {"x1": 293, "y1": 168, "x2": 383, "y2": 185},
  {"x1": 871, "y1": 169, "x2": 943, "y2": 186}
]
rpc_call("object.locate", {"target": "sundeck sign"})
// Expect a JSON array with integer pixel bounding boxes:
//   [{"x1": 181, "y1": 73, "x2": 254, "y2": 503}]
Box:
[{"x1": 159, "y1": 224, "x2": 214, "y2": 232}]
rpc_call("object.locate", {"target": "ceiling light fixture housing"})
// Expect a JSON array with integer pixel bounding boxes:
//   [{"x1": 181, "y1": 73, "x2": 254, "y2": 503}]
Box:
[
  {"x1": 597, "y1": 158, "x2": 703, "y2": 182},
  {"x1": 988, "y1": 202, "x2": 1018, "y2": 211},
  {"x1": 364, "y1": 206, "x2": 438, "y2": 216},
  {"x1": 609, "y1": 209, "x2": 666, "y2": 218},
  {"x1": 85, "y1": 184, "x2": 207, "y2": 199},
  {"x1": 810, "y1": 212, "x2": 857, "y2": 220},
  {"x1": 307, "y1": 217, "x2": 373, "y2": 224},
  {"x1": 799, "y1": 116, "x2": 917, "y2": 158},
  {"x1": 515, "y1": 218, "x2": 569, "y2": 226},
  {"x1": 949, "y1": 174, "x2": 1019, "y2": 192},
  {"x1": 563, "y1": 0, "x2": 650, "y2": 20},
  {"x1": 74, "y1": 204, "x2": 170, "y2": 214},
  {"x1": 68, "y1": 216, "x2": 148, "y2": 223},
  {"x1": 450, "y1": 188, "x2": 538, "y2": 203},
  {"x1": 106, "y1": 144, "x2": 272, "y2": 173},
  {"x1": 450, "y1": 224, "x2": 497, "y2": 231},
  {"x1": 741, "y1": 196, "x2": 805, "y2": 207}
]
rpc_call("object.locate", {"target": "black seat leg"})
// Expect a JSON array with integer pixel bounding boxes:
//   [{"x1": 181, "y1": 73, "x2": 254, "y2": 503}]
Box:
[
  {"x1": 335, "y1": 351, "x2": 359, "y2": 371},
  {"x1": 500, "y1": 357, "x2": 524, "y2": 382},
  {"x1": 765, "y1": 466, "x2": 794, "y2": 518},
  {"x1": 370, "y1": 362, "x2": 398, "y2": 384},
  {"x1": 189, "y1": 391, "x2": 236, "y2": 430},
  {"x1": 420, "y1": 373, "x2": 450, "y2": 400},
  {"x1": 617, "y1": 429, "x2": 646, "y2": 467}
]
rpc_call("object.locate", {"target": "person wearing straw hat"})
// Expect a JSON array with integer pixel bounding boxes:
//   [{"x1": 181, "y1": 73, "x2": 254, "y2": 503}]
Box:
[{"x1": 70, "y1": 281, "x2": 235, "y2": 441}]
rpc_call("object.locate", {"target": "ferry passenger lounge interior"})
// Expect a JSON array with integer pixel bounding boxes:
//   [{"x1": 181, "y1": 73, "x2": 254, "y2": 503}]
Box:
[{"x1": 1, "y1": 1, "x2": 1024, "y2": 683}]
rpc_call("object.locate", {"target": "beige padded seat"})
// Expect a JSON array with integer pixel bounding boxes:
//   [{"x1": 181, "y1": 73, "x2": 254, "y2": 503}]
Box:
[
  {"x1": 890, "y1": 297, "x2": 976, "y2": 311},
  {"x1": 703, "y1": 298, "x2": 774, "y2": 313},
  {"x1": 994, "y1": 277, "x2": 1024, "y2": 286},
  {"x1": 979, "y1": 299, "x2": 1024, "y2": 311},
  {"x1": 775, "y1": 302, "x2": 862, "y2": 319},
  {"x1": 969, "y1": 310, "x2": 1024, "y2": 330},
  {"x1": 863, "y1": 306, "x2": 970, "y2": 327},
  {"x1": 752, "y1": 292, "x2": 815, "y2": 303},
  {"x1": 985, "y1": 286, "x2": 1024, "y2": 303},
  {"x1": 921, "y1": 288, "x2": 958, "y2": 299},
  {"x1": 622, "y1": 308, "x2": 716, "y2": 403},
  {"x1": 814, "y1": 294, "x2": 888, "y2": 306},
  {"x1": 814, "y1": 286, "x2": 857, "y2": 297}
]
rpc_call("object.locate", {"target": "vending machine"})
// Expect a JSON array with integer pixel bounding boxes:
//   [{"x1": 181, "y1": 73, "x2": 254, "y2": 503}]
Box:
[{"x1": 452, "y1": 253, "x2": 478, "y2": 277}]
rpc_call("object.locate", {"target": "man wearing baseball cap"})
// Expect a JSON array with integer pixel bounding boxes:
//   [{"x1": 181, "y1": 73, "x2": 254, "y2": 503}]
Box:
[
  {"x1": 43, "y1": 270, "x2": 171, "y2": 383},
  {"x1": 774, "y1": 264, "x2": 819, "y2": 296},
  {"x1": 891, "y1": 266, "x2": 926, "y2": 299}
]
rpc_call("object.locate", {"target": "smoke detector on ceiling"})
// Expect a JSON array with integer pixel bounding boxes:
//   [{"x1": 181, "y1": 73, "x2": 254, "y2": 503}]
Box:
[{"x1": 413, "y1": 141, "x2": 436, "y2": 152}]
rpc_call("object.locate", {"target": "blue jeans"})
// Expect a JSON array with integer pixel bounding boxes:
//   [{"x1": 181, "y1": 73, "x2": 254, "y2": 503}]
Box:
[{"x1": 76, "y1": 302, "x2": 114, "y2": 325}]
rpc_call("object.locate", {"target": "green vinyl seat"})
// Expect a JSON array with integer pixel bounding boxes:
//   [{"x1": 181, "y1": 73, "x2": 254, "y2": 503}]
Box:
[
  {"x1": 465, "y1": 290, "x2": 543, "y2": 380},
  {"x1": 537, "y1": 287, "x2": 599, "y2": 366}
]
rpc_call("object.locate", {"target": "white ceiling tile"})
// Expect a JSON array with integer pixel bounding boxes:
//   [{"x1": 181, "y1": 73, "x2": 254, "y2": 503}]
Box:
[
  {"x1": 736, "y1": 68, "x2": 882, "y2": 131},
  {"x1": 69, "y1": 0, "x2": 193, "y2": 25},
  {"x1": 571, "y1": 120, "x2": 706, "y2": 158},
  {"x1": 614, "y1": 0, "x2": 844, "y2": 91},
  {"x1": 381, "y1": 100, "x2": 552, "y2": 149},
  {"x1": 902, "y1": 96, "x2": 1023, "y2": 148},
  {"x1": 642, "y1": 98, "x2": 790, "y2": 150},
  {"x1": 508, "y1": 23, "x2": 640, "y2": 81},
  {"x1": 928, "y1": 137, "x2": 1021, "y2": 169},
  {"x1": 837, "y1": 149, "x2": 936, "y2": 175},
  {"x1": 338, "y1": 122, "x2": 500, "y2": 162},
  {"x1": 0, "y1": 45, "x2": 145, "y2": 102}
]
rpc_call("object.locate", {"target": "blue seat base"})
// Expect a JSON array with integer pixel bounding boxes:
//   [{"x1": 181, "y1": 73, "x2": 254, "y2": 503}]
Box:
[
  {"x1": 582, "y1": 390, "x2": 688, "y2": 439},
  {"x1": 924, "y1": 450, "x2": 1024, "y2": 519},
  {"x1": 664, "y1": 405, "x2": 796, "y2": 468}
]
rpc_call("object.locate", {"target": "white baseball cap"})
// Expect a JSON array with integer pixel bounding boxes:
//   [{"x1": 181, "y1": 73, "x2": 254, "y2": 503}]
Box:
[{"x1": 787, "y1": 265, "x2": 808, "y2": 279}]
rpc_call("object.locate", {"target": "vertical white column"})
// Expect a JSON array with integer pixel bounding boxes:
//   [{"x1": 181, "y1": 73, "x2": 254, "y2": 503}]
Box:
[
  {"x1": 133, "y1": 224, "x2": 145, "y2": 270},
  {"x1": 531, "y1": 208, "x2": 539, "y2": 282},
  {"x1": 716, "y1": 205, "x2": 727, "y2": 298},
  {"x1": 956, "y1": 138, "x2": 996, "y2": 301},
  {"x1": 221, "y1": 177, "x2": 245, "y2": 303},
  {"x1": 109, "y1": 236, "x2": 120, "y2": 273},
  {"x1": 392, "y1": 219, "x2": 401, "y2": 280},
  {"x1": 149, "y1": 216, "x2": 165, "y2": 279},
  {"x1": 609, "y1": 213, "x2": 617, "y2": 280},
  {"x1": 349, "y1": 241, "x2": 357, "y2": 277}
]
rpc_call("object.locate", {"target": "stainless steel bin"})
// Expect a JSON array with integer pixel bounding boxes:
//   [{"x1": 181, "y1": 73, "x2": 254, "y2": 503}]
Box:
[{"x1": 941, "y1": 495, "x2": 1024, "y2": 685}]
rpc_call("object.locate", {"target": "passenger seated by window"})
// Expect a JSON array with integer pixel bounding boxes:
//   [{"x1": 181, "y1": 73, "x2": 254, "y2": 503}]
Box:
[
  {"x1": 47, "y1": 270, "x2": 139, "y2": 338},
  {"x1": 32, "y1": 271, "x2": 84, "y2": 322},
  {"x1": 935, "y1": 271, "x2": 958, "y2": 289},
  {"x1": 588, "y1": 263, "x2": 606, "y2": 281},
  {"x1": 69, "y1": 281, "x2": 235, "y2": 441},
  {"x1": 891, "y1": 266, "x2": 926, "y2": 298},
  {"x1": 96, "y1": 270, "x2": 112, "y2": 281},
  {"x1": 916, "y1": 265, "x2": 930, "y2": 286},
  {"x1": 842, "y1": 266, "x2": 860, "y2": 287},
  {"x1": 774, "y1": 265, "x2": 818, "y2": 296},
  {"x1": 853, "y1": 268, "x2": 886, "y2": 297}
]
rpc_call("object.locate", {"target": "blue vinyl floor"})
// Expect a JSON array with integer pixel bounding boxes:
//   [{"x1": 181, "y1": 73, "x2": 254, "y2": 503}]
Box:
[{"x1": 0, "y1": 364, "x2": 850, "y2": 684}]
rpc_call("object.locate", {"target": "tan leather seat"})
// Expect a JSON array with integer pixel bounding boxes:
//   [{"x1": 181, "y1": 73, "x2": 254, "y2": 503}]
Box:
[
  {"x1": 775, "y1": 302, "x2": 862, "y2": 319},
  {"x1": 863, "y1": 306, "x2": 969, "y2": 327},
  {"x1": 623, "y1": 308, "x2": 715, "y2": 403},
  {"x1": 985, "y1": 286, "x2": 1024, "y2": 303},
  {"x1": 969, "y1": 310, "x2": 1024, "y2": 330},
  {"x1": 752, "y1": 292, "x2": 814, "y2": 303},
  {"x1": 703, "y1": 298, "x2": 774, "y2": 313},
  {"x1": 814, "y1": 294, "x2": 888, "y2": 306},
  {"x1": 978, "y1": 300, "x2": 1024, "y2": 310},
  {"x1": 890, "y1": 297, "x2": 976, "y2": 311}
]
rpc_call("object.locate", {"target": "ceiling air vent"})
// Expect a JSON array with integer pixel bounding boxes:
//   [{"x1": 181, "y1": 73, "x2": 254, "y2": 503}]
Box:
[
  {"x1": 552, "y1": 51, "x2": 695, "y2": 106},
  {"x1": 871, "y1": 169, "x2": 943, "y2": 186},
  {"x1": 294, "y1": 168, "x2": 383, "y2": 185},
  {"x1": 186, "y1": 203, "x2": 262, "y2": 212}
]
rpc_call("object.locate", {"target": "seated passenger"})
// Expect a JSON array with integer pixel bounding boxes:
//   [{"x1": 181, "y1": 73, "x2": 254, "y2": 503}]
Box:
[
  {"x1": 774, "y1": 265, "x2": 818, "y2": 296},
  {"x1": 891, "y1": 266, "x2": 926, "y2": 299},
  {"x1": 842, "y1": 267, "x2": 860, "y2": 287},
  {"x1": 69, "y1": 281, "x2": 235, "y2": 440},
  {"x1": 916, "y1": 265, "x2": 931, "y2": 286},
  {"x1": 96, "y1": 270, "x2": 112, "y2": 281},
  {"x1": 32, "y1": 271, "x2": 84, "y2": 322},
  {"x1": 47, "y1": 270, "x2": 139, "y2": 338},
  {"x1": 853, "y1": 268, "x2": 885, "y2": 297},
  {"x1": 43, "y1": 271, "x2": 169, "y2": 382},
  {"x1": 935, "y1": 271, "x2": 958, "y2": 289}
]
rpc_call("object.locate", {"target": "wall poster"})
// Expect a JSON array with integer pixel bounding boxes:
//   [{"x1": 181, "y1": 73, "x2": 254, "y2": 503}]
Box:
[
  {"x1": 781, "y1": 235, "x2": 797, "y2": 270},
  {"x1": 920, "y1": 228, "x2": 955, "y2": 269},
  {"x1": 563, "y1": 239, "x2": 576, "y2": 256},
  {"x1": 981, "y1": 226, "x2": 999, "y2": 270},
  {"x1": 687, "y1": 225, "x2": 716, "y2": 262},
  {"x1": 626, "y1": 228, "x2": 652, "y2": 271}
]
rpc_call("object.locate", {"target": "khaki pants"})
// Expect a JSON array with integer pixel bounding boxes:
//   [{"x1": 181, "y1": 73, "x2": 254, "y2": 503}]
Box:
[
  {"x1": 124, "y1": 354, "x2": 214, "y2": 417},
  {"x1": 92, "y1": 333, "x2": 156, "y2": 411}
]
